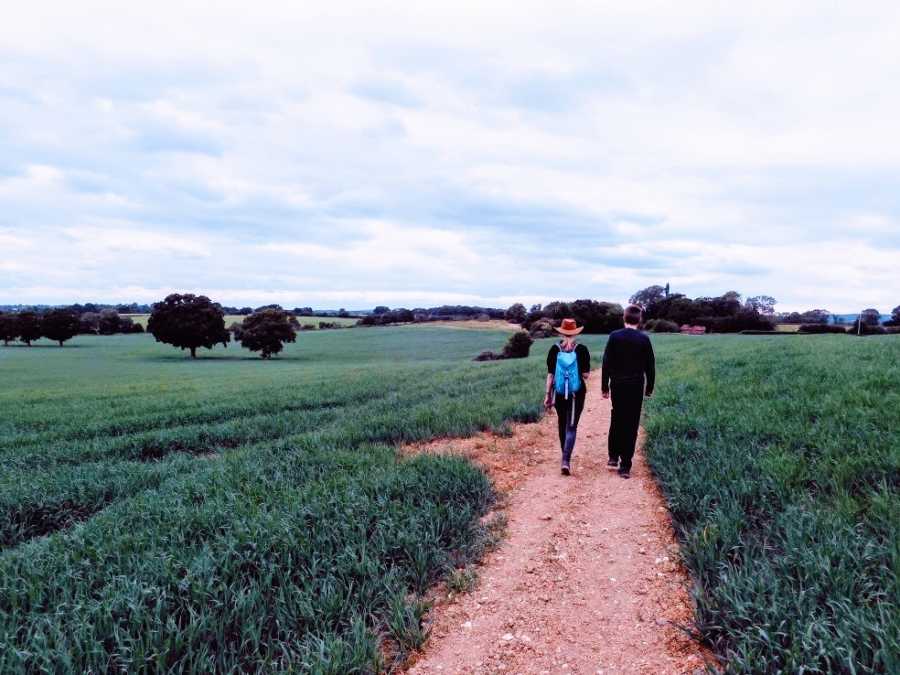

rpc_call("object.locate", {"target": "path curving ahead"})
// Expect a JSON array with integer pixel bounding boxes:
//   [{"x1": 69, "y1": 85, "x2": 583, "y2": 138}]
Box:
[{"x1": 403, "y1": 392, "x2": 712, "y2": 674}]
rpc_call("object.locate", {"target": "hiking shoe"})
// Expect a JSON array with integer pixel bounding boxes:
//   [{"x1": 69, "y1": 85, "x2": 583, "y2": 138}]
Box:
[
  {"x1": 618, "y1": 469, "x2": 630, "y2": 479},
  {"x1": 607, "y1": 459, "x2": 619, "y2": 468},
  {"x1": 561, "y1": 462, "x2": 571, "y2": 476}
]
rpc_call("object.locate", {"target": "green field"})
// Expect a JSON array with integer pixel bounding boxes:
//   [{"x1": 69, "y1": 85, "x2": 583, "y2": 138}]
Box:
[
  {"x1": 0, "y1": 328, "x2": 608, "y2": 673},
  {"x1": 645, "y1": 336, "x2": 899, "y2": 673},
  {"x1": 123, "y1": 314, "x2": 360, "y2": 329},
  {"x1": 1, "y1": 330, "x2": 897, "y2": 673}
]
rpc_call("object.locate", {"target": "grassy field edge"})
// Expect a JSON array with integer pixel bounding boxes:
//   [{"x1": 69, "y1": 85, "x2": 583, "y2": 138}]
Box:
[{"x1": 641, "y1": 336, "x2": 899, "y2": 674}]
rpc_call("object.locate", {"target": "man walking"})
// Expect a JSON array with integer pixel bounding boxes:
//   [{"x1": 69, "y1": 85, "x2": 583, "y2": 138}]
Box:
[{"x1": 601, "y1": 305, "x2": 655, "y2": 479}]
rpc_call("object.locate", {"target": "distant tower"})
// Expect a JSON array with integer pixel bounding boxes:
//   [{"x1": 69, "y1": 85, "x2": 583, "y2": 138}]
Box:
[{"x1": 664, "y1": 283, "x2": 670, "y2": 298}]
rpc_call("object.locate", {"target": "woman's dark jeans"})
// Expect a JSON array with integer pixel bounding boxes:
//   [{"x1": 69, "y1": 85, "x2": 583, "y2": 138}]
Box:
[{"x1": 554, "y1": 389, "x2": 586, "y2": 463}]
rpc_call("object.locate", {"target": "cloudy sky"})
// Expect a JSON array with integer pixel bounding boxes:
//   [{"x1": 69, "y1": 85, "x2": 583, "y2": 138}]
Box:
[{"x1": 2, "y1": 1, "x2": 899, "y2": 312}]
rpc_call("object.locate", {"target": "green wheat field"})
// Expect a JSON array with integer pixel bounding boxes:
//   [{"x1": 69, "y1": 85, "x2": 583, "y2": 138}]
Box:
[{"x1": 0, "y1": 328, "x2": 897, "y2": 673}]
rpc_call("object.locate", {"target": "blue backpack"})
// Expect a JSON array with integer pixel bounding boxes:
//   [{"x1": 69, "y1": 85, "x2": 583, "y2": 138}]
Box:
[{"x1": 554, "y1": 344, "x2": 581, "y2": 399}]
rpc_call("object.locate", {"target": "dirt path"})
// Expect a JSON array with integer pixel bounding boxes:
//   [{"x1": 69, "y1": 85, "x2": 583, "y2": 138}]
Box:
[{"x1": 402, "y1": 392, "x2": 712, "y2": 674}]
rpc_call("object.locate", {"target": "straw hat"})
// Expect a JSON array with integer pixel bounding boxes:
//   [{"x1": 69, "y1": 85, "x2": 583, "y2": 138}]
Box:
[{"x1": 554, "y1": 318, "x2": 583, "y2": 336}]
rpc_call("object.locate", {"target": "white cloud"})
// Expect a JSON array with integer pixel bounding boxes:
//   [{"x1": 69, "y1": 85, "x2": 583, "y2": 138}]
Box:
[{"x1": 1, "y1": 1, "x2": 899, "y2": 311}]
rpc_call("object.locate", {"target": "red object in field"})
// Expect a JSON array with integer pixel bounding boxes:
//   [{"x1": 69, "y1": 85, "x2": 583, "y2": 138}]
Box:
[{"x1": 680, "y1": 325, "x2": 707, "y2": 335}]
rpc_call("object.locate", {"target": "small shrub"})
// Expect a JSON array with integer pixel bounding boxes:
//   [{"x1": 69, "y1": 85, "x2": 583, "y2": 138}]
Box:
[
  {"x1": 645, "y1": 319, "x2": 679, "y2": 333},
  {"x1": 500, "y1": 330, "x2": 533, "y2": 359},
  {"x1": 739, "y1": 330, "x2": 792, "y2": 335},
  {"x1": 447, "y1": 566, "x2": 478, "y2": 594},
  {"x1": 798, "y1": 324, "x2": 847, "y2": 334},
  {"x1": 848, "y1": 321, "x2": 887, "y2": 336},
  {"x1": 528, "y1": 319, "x2": 556, "y2": 339},
  {"x1": 482, "y1": 512, "x2": 508, "y2": 551},
  {"x1": 387, "y1": 594, "x2": 430, "y2": 654},
  {"x1": 474, "y1": 350, "x2": 497, "y2": 361},
  {"x1": 695, "y1": 311, "x2": 775, "y2": 333}
]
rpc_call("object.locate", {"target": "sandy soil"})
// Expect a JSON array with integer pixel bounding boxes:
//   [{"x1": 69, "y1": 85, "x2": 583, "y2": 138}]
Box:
[{"x1": 401, "y1": 392, "x2": 714, "y2": 675}]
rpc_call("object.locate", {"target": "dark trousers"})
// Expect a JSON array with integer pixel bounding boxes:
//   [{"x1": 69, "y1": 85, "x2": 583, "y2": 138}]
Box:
[
  {"x1": 554, "y1": 389, "x2": 586, "y2": 463},
  {"x1": 608, "y1": 379, "x2": 644, "y2": 472}
]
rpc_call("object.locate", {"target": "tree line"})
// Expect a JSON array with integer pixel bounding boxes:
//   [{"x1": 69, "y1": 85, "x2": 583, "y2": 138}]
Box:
[
  {"x1": 3, "y1": 288, "x2": 898, "y2": 351},
  {"x1": 502, "y1": 290, "x2": 772, "y2": 336},
  {"x1": 0, "y1": 308, "x2": 143, "y2": 346},
  {"x1": 504, "y1": 287, "x2": 900, "y2": 336},
  {"x1": 0, "y1": 296, "x2": 300, "y2": 357},
  {"x1": 358, "y1": 305, "x2": 506, "y2": 326}
]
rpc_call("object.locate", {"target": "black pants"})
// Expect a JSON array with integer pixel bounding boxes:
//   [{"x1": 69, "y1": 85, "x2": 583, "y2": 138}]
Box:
[
  {"x1": 554, "y1": 389, "x2": 586, "y2": 463},
  {"x1": 608, "y1": 379, "x2": 644, "y2": 472}
]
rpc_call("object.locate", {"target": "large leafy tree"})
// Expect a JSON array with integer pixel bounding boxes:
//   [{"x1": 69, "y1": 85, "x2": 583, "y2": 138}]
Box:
[
  {"x1": 238, "y1": 308, "x2": 297, "y2": 358},
  {"x1": 861, "y1": 308, "x2": 882, "y2": 326},
  {"x1": 41, "y1": 309, "x2": 81, "y2": 346},
  {"x1": 889, "y1": 305, "x2": 900, "y2": 326},
  {"x1": 629, "y1": 285, "x2": 667, "y2": 308},
  {"x1": 745, "y1": 295, "x2": 777, "y2": 315},
  {"x1": 17, "y1": 311, "x2": 42, "y2": 346},
  {"x1": 0, "y1": 313, "x2": 19, "y2": 346},
  {"x1": 147, "y1": 294, "x2": 230, "y2": 358}
]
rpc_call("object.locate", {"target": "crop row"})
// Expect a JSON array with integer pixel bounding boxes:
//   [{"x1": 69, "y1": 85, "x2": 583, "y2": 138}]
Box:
[
  {"x1": 1, "y1": 375, "x2": 540, "y2": 556},
  {"x1": 0, "y1": 360, "x2": 532, "y2": 451}
]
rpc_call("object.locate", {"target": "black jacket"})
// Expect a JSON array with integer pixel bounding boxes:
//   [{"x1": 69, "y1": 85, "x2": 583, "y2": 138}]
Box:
[{"x1": 601, "y1": 328, "x2": 655, "y2": 396}]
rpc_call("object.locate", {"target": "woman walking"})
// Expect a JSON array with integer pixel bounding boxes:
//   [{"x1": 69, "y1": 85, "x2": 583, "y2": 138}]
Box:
[{"x1": 544, "y1": 318, "x2": 591, "y2": 475}]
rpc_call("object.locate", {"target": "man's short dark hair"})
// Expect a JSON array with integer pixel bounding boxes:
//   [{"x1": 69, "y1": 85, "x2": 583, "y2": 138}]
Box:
[{"x1": 624, "y1": 305, "x2": 643, "y2": 325}]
